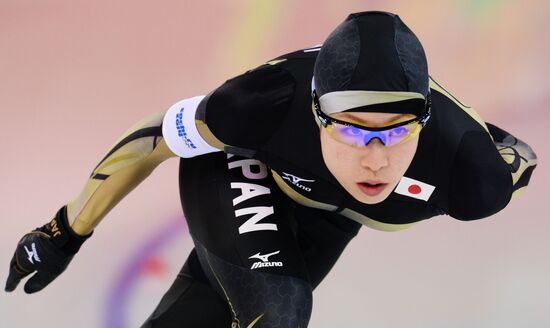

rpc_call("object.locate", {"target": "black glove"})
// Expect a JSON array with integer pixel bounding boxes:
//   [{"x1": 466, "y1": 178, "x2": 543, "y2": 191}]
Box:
[{"x1": 5, "y1": 206, "x2": 91, "y2": 294}]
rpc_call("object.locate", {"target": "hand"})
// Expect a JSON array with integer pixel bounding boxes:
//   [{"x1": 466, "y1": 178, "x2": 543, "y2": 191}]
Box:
[{"x1": 5, "y1": 206, "x2": 91, "y2": 294}]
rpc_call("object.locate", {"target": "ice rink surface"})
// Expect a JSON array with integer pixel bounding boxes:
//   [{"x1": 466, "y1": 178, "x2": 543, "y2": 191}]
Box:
[{"x1": 1, "y1": 1, "x2": 549, "y2": 327}]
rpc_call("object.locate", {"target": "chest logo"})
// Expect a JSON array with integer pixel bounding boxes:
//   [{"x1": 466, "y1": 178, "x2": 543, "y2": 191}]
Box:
[
  {"x1": 249, "y1": 250, "x2": 283, "y2": 270},
  {"x1": 394, "y1": 177, "x2": 435, "y2": 201},
  {"x1": 281, "y1": 172, "x2": 315, "y2": 192}
]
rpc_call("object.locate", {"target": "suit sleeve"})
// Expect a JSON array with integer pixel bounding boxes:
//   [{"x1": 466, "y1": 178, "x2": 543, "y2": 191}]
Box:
[
  {"x1": 68, "y1": 111, "x2": 177, "y2": 235},
  {"x1": 448, "y1": 124, "x2": 537, "y2": 221},
  {"x1": 487, "y1": 123, "x2": 537, "y2": 199},
  {"x1": 429, "y1": 77, "x2": 537, "y2": 220},
  {"x1": 194, "y1": 63, "x2": 296, "y2": 157}
]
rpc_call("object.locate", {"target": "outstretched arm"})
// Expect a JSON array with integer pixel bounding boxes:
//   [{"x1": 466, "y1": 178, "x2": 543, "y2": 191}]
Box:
[
  {"x1": 68, "y1": 111, "x2": 176, "y2": 235},
  {"x1": 5, "y1": 97, "x2": 224, "y2": 293},
  {"x1": 69, "y1": 94, "x2": 225, "y2": 235},
  {"x1": 5, "y1": 111, "x2": 175, "y2": 293},
  {"x1": 5, "y1": 111, "x2": 174, "y2": 293}
]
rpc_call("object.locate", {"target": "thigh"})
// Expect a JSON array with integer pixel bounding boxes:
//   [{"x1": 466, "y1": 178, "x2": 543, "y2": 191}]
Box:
[
  {"x1": 141, "y1": 249, "x2": 231, "y2": 328},
  {"x1": 142, "y1": 210, "x2": 361, "y2": 328},
  {"x1": 294, "y1": 206, "x2": 362, "y2": 289},
  {"x1": 179, "y1": 152, "x2": 312, "y2": 327}
]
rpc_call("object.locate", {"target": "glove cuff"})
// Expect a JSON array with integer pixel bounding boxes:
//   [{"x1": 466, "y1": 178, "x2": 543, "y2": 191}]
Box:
[{"x1": 42, "y1": 206, "x2": 92, "y2": 255}]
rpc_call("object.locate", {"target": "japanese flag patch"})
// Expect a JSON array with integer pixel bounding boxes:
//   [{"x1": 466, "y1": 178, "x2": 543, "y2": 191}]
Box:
[{"x1": 394, "y1": 177, "x2": 435, "y2": 201}]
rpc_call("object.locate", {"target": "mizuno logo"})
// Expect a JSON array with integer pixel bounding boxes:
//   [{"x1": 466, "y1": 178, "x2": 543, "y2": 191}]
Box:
[
  {"x1": 281, "y1": 172, "x2": 315, "y2": 192},
  {"x1": 249, "y1": 250, "x2": 280, "y2": 262},
  {"x1": 24, "y1": 243, "x2": 41, "y2": 265},
  {"x1": 249, "y1": 250, "x2": 283, "y2": 270}
]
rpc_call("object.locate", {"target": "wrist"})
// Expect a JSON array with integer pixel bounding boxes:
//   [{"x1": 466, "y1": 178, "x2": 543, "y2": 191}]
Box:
[
  {"x1": 71, "y1": 220, "x2": 94, "y2": 237},
  {"x1": 45, "y1": 206, "x2": 92, "y2": 255}
]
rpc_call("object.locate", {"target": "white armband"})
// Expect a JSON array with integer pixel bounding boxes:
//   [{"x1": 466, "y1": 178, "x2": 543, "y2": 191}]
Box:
[{"x1": 162, "y1": 96, "x2": 221, "y2": 158}]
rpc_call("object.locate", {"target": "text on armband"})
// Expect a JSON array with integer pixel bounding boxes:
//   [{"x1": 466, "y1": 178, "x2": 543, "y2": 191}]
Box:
[{"x1": 175, "y1": 107, "x2": 197, "y2": 149}]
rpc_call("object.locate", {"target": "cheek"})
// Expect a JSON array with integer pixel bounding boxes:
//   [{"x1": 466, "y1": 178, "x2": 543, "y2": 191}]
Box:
[
  {"x1": 320, "y1": 129, "x2": 336, "y2": 166},
  {"x1": 388, "y1": 137, "x2": 418, "y2": 176},
  {"x1": 320, "y1": 129, "x2": 354, "y2": 172},
  {"x1": 320, "y1": 129, "x2": 353, "y2": 165}
]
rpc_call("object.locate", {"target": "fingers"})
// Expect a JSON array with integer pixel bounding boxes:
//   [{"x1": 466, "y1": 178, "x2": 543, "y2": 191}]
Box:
[
  {"x1": 24, "y1": 271, "x2": 59, "y2": 294},
  {"x1": 5, "y1": 254, "x2": 32, "y2": 292},
  {"x1": 6, "y1": 229, "x2": 75, "y2": 294}
]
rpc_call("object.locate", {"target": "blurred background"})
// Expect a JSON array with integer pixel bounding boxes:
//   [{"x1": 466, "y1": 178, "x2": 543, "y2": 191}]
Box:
[{"x1": 1, "y1": 0, "x2": 548, "y2": 327}]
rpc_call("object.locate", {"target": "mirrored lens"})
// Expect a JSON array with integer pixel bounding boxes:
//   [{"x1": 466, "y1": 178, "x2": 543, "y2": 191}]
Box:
[{"x1": 327, "y1": 121, "x2": 421, "y2": 147}]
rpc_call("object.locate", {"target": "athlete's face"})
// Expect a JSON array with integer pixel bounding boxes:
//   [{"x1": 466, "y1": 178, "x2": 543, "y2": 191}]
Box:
[{"x1": 320, "y1": 112, "x2": 419, "y2": 205}]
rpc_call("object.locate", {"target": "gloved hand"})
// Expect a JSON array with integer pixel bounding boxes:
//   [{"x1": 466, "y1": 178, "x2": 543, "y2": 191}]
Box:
[{"x1": 5, "y1": 206, "x2": 91, "y2": 294}]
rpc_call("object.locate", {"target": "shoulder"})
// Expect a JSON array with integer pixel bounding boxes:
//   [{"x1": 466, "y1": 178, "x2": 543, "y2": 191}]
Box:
[
  {"x1": 447, "y1": 129, "x2": 513, "y2": 220},
  {"x1": 198, "y1": 63, "x2": 296, "y2": 151},
  {"x1": 429, "y1": 76, "x2": 489, "y2": 132},
  {"x1": 198, "y1": 47, "x2": 319, "y2": 152},
  {"x1": 424, "y1": 77, "x2": 514, "y2": 220},
  {"x1": 429, "y1": 78, "x2": 513, "y2": 219}
]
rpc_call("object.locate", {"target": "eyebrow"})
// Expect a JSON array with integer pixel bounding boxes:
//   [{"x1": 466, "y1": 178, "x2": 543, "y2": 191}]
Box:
[{"x1": 337, "y1": 113, "x2": 410, "y2": 126}]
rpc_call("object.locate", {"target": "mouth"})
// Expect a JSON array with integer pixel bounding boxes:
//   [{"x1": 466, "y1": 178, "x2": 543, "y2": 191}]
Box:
[{"x1": 357, "y1": 181, "x2": 388, "y2": 197}]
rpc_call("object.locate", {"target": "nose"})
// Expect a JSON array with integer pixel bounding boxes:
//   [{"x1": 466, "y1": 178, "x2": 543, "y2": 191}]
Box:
[{"x1": 359, "y1": 138, "x2": 389, "y2": 172}]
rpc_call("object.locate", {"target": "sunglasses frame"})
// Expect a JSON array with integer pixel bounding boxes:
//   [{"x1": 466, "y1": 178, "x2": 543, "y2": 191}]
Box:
[{"x1": 312, "y1": 90, "x2": 431, "y2": 138}]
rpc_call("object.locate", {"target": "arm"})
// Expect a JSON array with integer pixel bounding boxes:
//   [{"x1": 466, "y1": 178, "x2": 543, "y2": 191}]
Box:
[
  {"x1": 68, "y1": 111, "x2": 176, "y2": 235},
  {"x1": 487, "y1": 123, "x2": 537, "y2": 201},
  {"x1": 6, "y1": 97, "x2": 223, "y2": 293},
  {"x1": 429, "y1": 78, "x2": 537, "y2": 220},
  {"x1": 68, "y1": 94, "x2": 225, "y2": 235}
]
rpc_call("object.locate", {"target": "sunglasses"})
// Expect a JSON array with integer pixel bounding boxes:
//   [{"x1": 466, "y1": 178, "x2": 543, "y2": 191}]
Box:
[{"x1": 313, "y1": 90, "x2": 431, "y2": 148}]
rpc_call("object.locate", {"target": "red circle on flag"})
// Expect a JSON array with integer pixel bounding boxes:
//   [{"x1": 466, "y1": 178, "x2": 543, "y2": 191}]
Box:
[{"x1": 408, "y1": 184, "x2": 422, "y2": 195}]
